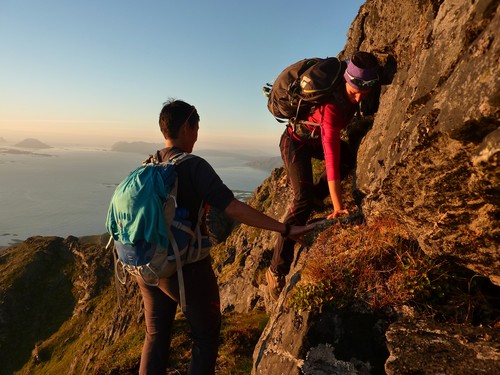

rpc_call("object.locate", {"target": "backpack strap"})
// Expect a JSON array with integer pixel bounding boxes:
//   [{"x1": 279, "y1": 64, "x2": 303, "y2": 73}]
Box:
[
  {"x1": 168, "y1": 152, "x2": 192, "y2": 164},
  {"x1": 187, "y1": 204, "x2": 208, "y2": 263},
  {"x1": 176, "y1": 199, "x2": 209, "y2": 313},
  {"x1": 142, "y1": 150, "x2": 162, "y2": 165},
  {"x1": 168, "y1": 152, "x2": 203, "y2": 313},
  {"x1": 289, "y1": 118, "x2": 322, "y2": 131},
  {"x1": 105, "y1": 236, "x2": 128, "y2": 306},
  {"x1": 168, "y1": 221, "x2": 188, "y2": 312},
  {"x1": 143, "y1": 150, "x2": 192, "y2": 166}
]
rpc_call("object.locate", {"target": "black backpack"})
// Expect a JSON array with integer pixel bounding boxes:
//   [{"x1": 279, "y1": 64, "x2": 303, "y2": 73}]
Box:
[{"x1": 263, "y1": 57, "x2": 344, "y2": 124}]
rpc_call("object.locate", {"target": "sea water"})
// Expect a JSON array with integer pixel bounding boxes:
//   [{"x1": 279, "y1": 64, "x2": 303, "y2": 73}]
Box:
[{"x1": 0, "y1": 147, "x2": 272, "y2": 247}]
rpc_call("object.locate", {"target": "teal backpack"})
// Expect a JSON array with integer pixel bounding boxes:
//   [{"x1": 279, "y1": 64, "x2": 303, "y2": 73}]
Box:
[{"x1": 105, "y1": 152, "x2": 210, "y2": 312}]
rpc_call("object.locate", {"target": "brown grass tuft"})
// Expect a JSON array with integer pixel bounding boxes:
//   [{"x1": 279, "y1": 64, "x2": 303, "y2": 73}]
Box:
[{"x1": 290, "y1": 217, "x2": 451, "y2": 312}]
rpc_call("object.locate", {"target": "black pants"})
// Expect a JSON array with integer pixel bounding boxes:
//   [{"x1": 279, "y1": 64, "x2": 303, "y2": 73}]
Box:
[
  {"x1": 136, "y1": 256, "x2": 221, "y2": 375},
  {"x1": 271, "y1": 130, "x2": 354, "y2": 276}
]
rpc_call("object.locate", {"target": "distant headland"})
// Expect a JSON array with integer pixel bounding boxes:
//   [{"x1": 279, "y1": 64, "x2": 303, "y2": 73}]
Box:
[
  {"x1": 0, "y1": 138, "x2": 53, "y2": 157},
  {"x1": 14, "y1": 138, "x2": 52, "y2": 149}
]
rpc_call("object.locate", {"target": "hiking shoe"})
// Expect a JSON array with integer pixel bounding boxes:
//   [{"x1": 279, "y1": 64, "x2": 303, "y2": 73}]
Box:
[{"x1": 266, "y1": 268, "x2": 285, "y2": 301}]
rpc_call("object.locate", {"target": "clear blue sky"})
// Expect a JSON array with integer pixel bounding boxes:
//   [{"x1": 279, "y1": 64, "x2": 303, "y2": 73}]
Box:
[{"x1": 0, "y1": 0, "x2": 365, "y2": 153}]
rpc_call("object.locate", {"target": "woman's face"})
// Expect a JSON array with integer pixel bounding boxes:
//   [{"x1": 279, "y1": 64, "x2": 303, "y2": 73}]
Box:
[{"x1": 345, "y1": 82, "x2": 371, "y2": 104}]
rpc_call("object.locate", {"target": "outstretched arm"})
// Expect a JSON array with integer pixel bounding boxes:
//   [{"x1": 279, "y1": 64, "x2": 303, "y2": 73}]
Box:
[{"x1": 223, "y1": 198, "x2": 315, "y2": 239}]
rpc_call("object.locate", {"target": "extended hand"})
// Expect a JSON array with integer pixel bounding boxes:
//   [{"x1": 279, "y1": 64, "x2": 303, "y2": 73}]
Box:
[
  {"x1": 327, "y1": 208, "x2": 349, "y2": 219},
  {"x1": 288, "y1": 222, "x2": 319, "y2": 245}
]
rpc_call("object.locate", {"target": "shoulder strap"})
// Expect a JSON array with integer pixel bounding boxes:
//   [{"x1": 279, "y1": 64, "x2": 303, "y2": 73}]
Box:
[
  {"x1": 168, "y1": 152, "x2": 195, "y2": 165},
  {"x1": 144, "y1": 150, "x2": 196, "y2": 166}
]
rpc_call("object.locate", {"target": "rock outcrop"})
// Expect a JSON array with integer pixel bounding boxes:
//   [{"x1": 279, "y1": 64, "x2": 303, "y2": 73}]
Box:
[
  {"x1": 220, "y1": 0, "x2": 500, "y2": 373},
  {"x1": 385, "y1": 318, "x2": 500, "y2": 374},
  {"x1": 351, "y1": 0, "x2": 499, "y2": 286},
  {"x1": 0, "y1": 235, "x2": 144, "y2": 375},
  {"x1": 217, "y1": 167, "x2": 293, "y2": 313}
]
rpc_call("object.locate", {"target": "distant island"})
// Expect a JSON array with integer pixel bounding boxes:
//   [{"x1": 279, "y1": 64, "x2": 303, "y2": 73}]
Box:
[
  {"x1": 244, "y1": 156, "x2": 283, "y2": 172},
  {"x1": 0, "y1": 148, "x2": 53, "y2": 157},
  {"x1": 0, "y1": 137, "x2": 6, "y2": 144},
  {"x1": 14, "y1": 138, "x2": 52, "y2": 149}
]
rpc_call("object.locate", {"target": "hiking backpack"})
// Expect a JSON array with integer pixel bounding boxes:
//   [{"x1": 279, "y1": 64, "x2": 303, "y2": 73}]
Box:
[
  {"x1": 105, "y1": 152, "x2": 210, "y2": 312},
  {"x1": 263, "y1": 57, "x2": 344, "y2": 125}
]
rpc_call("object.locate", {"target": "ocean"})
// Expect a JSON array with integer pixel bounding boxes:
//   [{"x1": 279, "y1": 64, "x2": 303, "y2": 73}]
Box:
[{"x1": 0, "y1": 146, "x2": 273, "y2": 247}]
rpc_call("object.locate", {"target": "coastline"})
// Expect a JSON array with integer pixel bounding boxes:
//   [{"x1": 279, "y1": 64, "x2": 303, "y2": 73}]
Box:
[{"x1": 0, "y1": 147, "x2": 268, "y2": 248}]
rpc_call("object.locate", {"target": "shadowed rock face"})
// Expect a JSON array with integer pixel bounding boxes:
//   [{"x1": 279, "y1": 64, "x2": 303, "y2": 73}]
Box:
[
  {"x1": 385, "y1": 318, "x2": 500, "y2": 374},
  {"x1": 348, "y1": 0, "x2": 499, "y2": 285}
]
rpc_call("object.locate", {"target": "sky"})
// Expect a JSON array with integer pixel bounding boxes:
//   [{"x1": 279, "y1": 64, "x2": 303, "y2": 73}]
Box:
[{"x1": 0, "y1": 0, "x2": 365, "y2": 153}]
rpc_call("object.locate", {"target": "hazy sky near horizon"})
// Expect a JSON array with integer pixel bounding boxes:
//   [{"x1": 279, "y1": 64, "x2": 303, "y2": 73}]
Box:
[{"x1": 1, "y1": 0, "x2": 365, "y2": 153}]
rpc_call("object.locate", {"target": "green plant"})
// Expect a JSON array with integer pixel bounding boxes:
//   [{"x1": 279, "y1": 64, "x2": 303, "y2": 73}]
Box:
[{"x1": 289, "y1": 281, "x2": 336, "y2": 311}]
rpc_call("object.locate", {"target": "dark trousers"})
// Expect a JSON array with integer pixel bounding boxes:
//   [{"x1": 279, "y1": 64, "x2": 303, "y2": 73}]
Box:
[
  {"x1": 271, "y1": 130, "x2": 354, "y2": 276},
  {"x1": 136, "y1": 256, "x2": 221, "y2": 375}
]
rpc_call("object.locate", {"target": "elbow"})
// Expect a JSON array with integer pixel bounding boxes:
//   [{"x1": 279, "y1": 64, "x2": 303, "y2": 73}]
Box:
[{"x1": 223, "y1": 198, "x2": 240, "y2": 220}]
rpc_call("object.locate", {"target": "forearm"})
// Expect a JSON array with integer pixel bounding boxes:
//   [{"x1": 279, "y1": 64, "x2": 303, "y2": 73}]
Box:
[
  {"x1": 224, "y1": 198, "x2": 286, "y2": 234},
  {"x1": 328, "y1": 179, "x2": 343, "y2": 212}
]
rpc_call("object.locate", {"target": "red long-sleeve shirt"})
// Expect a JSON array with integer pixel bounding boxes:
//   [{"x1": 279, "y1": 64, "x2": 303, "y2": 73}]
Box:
[{"x1": 306, "y1": 101, "x2": 357, "y2": 180}]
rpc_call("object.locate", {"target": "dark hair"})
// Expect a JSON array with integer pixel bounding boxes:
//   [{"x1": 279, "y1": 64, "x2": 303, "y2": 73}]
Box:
[
  {"x1": 351, "y1": 51, "x2": 379, "y2": 69},
  {"x1": 159, "y1": 99, "x2": 200, "y2": 139}
]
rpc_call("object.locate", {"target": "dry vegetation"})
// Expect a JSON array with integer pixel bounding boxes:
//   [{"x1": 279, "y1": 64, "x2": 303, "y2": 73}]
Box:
[{"x1": 289, "y1": 217, "x2": 499, "y2": 326}]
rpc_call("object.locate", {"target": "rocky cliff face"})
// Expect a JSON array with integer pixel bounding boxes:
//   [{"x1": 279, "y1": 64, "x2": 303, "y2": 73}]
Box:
[
  {"x1": 350, "y1": 0, "x2": 499, "y2": 286},
  {"x1": 217, "y1": 0, "x2": 500, "y2": 373}
]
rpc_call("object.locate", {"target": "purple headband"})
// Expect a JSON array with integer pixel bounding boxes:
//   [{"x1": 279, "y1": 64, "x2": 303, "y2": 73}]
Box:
[{"x1": 344, "y1": 60, "x2": 379, "y2": 90}]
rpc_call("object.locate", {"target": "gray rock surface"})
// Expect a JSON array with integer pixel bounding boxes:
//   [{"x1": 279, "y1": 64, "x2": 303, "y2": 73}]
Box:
[
  {"x1": 352, "y1": 0, "x2": 499, "y2": 285},
  {"x1": 385, "y1": 319, "x2": 500, "y2": 374}
]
